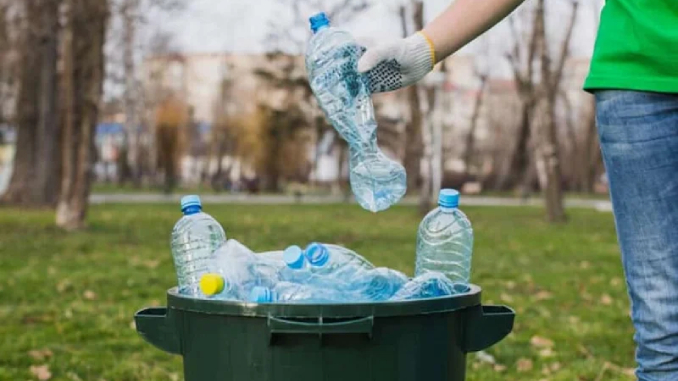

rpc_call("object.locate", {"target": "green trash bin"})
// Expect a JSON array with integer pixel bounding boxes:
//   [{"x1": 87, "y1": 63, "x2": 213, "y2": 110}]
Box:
[{"x1": 135, "y1": 285, "x2": 514, "y2": 381}]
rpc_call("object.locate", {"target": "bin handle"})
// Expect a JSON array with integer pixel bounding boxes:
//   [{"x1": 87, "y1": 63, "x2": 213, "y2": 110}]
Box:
[
  {"x1": 134, "y1": 307, "x2": 181, "y2": 355},
  {"x1": 268, "y1": 315, "x2": 374, "y2": 342},
  {"x1": 462, "y1": 305, "x2": 515, "y2": 352}
]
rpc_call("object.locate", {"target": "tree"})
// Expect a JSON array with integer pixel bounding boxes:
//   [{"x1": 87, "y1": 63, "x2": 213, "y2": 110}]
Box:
[
  {"x1": 578, "y1": 0, "x2": 604, "y2": 193},
  {"x1": 111, "y1": 0, "x2": 185, "y2": 187},
  {"x1": 400, "y1": 2, "x2": 425, "y2": 194},
  {"x1": 1, "y1": 0, "x2": 61, "y2": 207},
  {"x1": 253, "y1": 53, "x2": 313, "y2": 191},
  {"x1": 121, "y1": 0, "x2": 141, "y2": 186},
  {"x1": 463, "y1": 57, "x2": 490, "y2": 177},
  {"x1": 153, "y1": 94, "x2": 187, "y2": 195},
  {"x1": 498, "y1": 5, "x2": 541, "y2": 192},
  {"x1": 0, "y1": 1, "x2": 19, "y2": 125},
  {"x1": 208, "y1": 64, "x2": 240, "y2": 191},
  {"x1": 535, "y1": 0, "x2": 578, "y2": 223},
  {"x1": 56, "y1": 0, "x2": 109, "y2": 230}
]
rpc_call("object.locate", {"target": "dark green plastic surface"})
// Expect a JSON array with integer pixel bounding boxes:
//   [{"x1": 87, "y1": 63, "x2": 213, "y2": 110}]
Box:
[{"x1": 134, "y1": 285, "x2": 515, "y2": 381}]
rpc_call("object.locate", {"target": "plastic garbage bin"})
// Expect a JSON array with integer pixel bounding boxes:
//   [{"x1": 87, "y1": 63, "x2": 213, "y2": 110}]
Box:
[{"x1": 135, "y1": 285, "x2": 514, "y2": 381}]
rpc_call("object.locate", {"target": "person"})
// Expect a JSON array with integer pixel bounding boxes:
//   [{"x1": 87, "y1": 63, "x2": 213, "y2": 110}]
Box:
[{"x1": 357, "y1": 0, "x2": 678, "y2": 379}]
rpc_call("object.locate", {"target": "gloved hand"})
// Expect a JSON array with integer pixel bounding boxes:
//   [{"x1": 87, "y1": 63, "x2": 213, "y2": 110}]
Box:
[{"x1": 357, "y1": 31, "x2": 436, "y2": 94}]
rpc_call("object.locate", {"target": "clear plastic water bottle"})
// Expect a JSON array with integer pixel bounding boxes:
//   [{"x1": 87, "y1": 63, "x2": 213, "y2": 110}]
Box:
[
  {"x1": 249, "y1": 282, "x2": 356, "y2": 304},
  {"x1": 200, "y1": 239, "x2": 281, "y2": 300},
  {"x1": 170, "y1": 195, "x2": 227, "y2": 296},
  {"x1": 306, "y1": 12, "x2": 406, "y2": 212},
  {"x1": 351, "y1": 267, "x2": 408, "y2": 301},
  {"x1": 390, "y1": 272, "x2": 470, "y2": 301},
  {"x1": 283, "y1": 242, "x2": 375, "y2": 282},
  {"x1": 415, "y1": 189, "x2": 474, "y2": 284}
]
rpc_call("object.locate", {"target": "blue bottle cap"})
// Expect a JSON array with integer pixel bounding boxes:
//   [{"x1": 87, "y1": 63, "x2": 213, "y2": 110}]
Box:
[
  {"x1": 180, "y1": 195, "x2": 202, "y2": 213},
  {"x1": 305, "y1": 242, "x2": 329, "y2": 267},
  {"x1": 249, "y1": 286, "x2": 273, "y2": 303},
  {"x1": 309, "y1": 12, "x2": 330, "y2": 33},
  {"x1": 283, "y1": 245, "x2": 306, "y2": 269},
  {"x1": 438, "y1": 189, "x2": 459, "y2": 208}
]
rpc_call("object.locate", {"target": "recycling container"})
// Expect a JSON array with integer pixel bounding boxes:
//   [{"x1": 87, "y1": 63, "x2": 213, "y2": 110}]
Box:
[{"x1": 135, "y1": 285, "x2": 514, "y2": 381}]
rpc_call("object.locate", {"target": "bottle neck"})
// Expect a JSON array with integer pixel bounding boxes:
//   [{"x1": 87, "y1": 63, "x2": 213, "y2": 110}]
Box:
[
  {"x1": 313, "y1": 24, "x2": 329, "y2": 34},
  {"x1": 439, "y1": 205, "x2": 457, "y2": 213}
]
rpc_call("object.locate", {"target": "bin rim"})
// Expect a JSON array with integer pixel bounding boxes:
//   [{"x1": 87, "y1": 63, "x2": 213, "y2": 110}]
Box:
[{"x1": 165, "y1": 284, "x2": 482, "y2": 318}]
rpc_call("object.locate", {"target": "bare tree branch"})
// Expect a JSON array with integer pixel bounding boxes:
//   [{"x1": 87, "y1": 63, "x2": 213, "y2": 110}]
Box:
[
  {"x1": 551, "y1": 0, "x2": 579, "y2": 90},
  {"x1": 526, "y1": 2, "x2": 541, "y2": 90}
]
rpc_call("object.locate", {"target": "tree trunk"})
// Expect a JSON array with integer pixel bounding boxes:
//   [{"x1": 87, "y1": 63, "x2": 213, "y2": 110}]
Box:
[
  {"x1": 539, "y1": 97, "x2": 566, "y2": 222},
  {"x1": 400, "y1": 3, "x2": 424, "y2": 192},
  {"x1": 336, "y1": 140, "x2": 349, "y2": 201},
  {"x1": 463, "y1": 74, "x2": 488, "y2": 175},
  {"x1": 122, "y1": 0, "x2": 141, "y2": 187},
  {"x1": 536, "y1": 0, "x2": 575, "y2": 223},
  {"x1": 56, "y1": 0, "x2": 108, "y2": 230},
  {"x1": 498, "y1": 99, "x2": 533, "y2": 190},
  {"x1": 581, "y1": 97, "x2": 600, "y2": 193},
  {"x1": 419, "y1": 86, "x2": 435, "y2": 215},
  {"x1": 2, "y1": 0, "x2": 60, "y2": 206}
]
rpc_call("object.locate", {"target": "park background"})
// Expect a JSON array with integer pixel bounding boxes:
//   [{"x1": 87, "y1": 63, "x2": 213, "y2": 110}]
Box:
[{"x1": 0, "y1": 0, "x2": 634, "y2": 380}]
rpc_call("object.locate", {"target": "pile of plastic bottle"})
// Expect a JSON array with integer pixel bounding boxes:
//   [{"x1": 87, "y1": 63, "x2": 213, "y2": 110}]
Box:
[
  {"x1": 167, "y1": 12, "x2": 475, "y2": 305},
  {"x1": 170, "y1": 189, "x2": 473, "y2": 304}
]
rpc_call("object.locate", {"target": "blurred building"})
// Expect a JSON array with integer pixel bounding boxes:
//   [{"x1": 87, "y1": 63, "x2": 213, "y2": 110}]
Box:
[{"x1": 138, "y1": 51, "x2": 592, "y2": 188}]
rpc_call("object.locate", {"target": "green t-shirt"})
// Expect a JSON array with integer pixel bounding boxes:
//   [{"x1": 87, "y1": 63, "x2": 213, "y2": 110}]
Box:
[{"x1": 583, "y1": 0, "x2": 678, "y2": 93}]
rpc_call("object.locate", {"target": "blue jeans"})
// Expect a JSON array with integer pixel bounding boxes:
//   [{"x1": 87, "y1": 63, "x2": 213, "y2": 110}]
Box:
[{"x1": 595, "y1": 90, "x2": 678, "y2": 381}]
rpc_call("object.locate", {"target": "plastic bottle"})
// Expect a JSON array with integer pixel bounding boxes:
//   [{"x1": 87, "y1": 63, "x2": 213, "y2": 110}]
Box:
[
  {"x1": 283, "y1": 242, "x2": 375, "y2": 281},
  {"x1": 306, "y1": 12, "x2": 406, "y2": 212},
  {"x1": 249, "y1": 282, "x2": 356, "y2": 304},
  {"x1": 170, "y1": 195, "x2": 226, "y2": 296},
  {"x1": 390, "y1": 272, "x2": 470, "y2": 301},
  {"x1": 200, "y1": 239, "x2": 281, "y2": 300},
  {"x1": 415, "y1": 189, "x2": 474, "y2": 284},
  {"x1": 351, "y1": 267, "x2": 409, "y2": 301}
]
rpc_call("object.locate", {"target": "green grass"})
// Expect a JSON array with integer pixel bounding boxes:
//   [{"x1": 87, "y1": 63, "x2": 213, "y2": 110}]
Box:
[
  {"x1": 90, "y1": 182, "x2": 611, "y2": 200},
  {"x1": 0, "y1": 204, "x2": 634, "y2": 381}
]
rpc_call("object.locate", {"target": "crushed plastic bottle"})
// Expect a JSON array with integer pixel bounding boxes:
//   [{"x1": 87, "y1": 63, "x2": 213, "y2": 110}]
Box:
[
  {"x1": 170, "y1": 195, "x2": 226, "y2": 296},
  {"x1": 306, "y1": 12, "x2": 406, "y2": 212},
  {"x1": 351, "y1": 267, "x2": 409, "y2": 301},
  {"x1": 200, "y1": 239, "x2": 280, "y2": 300},
  {"x1": 415, "y1": 189, "x2": 474, "y2": 284},
  {"x1": 283, "y1": 242, "x2": 375, "y2": 282},
  {"x1": 390, "y1": 272, "x2": 470, "y2": 301}
]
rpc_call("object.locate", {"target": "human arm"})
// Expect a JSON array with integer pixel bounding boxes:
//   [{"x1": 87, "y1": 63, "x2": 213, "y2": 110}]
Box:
[{"x1": 358, "y1": 0, "x2": 526, "y2": 93}]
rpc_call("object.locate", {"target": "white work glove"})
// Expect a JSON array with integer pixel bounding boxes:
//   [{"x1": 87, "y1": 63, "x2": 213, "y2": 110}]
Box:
[{"x1": 358, "y1": 32, "x2": 436, "y2": 94}]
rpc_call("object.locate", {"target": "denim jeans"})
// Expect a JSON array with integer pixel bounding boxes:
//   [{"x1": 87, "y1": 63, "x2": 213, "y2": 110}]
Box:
[{"x1": 595, "y1": 90, "x2": 678, "y2": 381}]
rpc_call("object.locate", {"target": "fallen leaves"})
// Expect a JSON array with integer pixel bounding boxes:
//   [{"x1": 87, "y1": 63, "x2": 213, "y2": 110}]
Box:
[
  {"x1": 534, "y1": 290, "x2": 553, "y2": 301},
  {"x1": 493, "y1": 364, "x2": 507, "y2": 372},
  {"x1": 29, "y1": 365, "x2": 52, "y2": 380},
  {"x1": 28, "y1": 349, "x2": 53, "y2": 361},
  {"x1": 517, "y1": 358, "x2": 533, "y2": 372},
  {"x1": 56, "y1": 279, "x2": 72, "y2": 293},
  {"x1": 600, "y1": 294, "x2": 613, "y2": 305},
  {"x1": 500, "y1": 293, "x2": 514, "y2": 303},
  {"x1": 83, "y1": 290, "x2": 97, "y2": 300},
  {"x1": 530, "y1": 335, "x2": 554, "y2": 348}
]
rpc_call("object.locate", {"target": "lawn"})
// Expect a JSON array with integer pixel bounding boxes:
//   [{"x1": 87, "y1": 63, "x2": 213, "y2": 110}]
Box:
[{"x1": 0, "y1": 203, "x2": 634, "y2": 381}]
